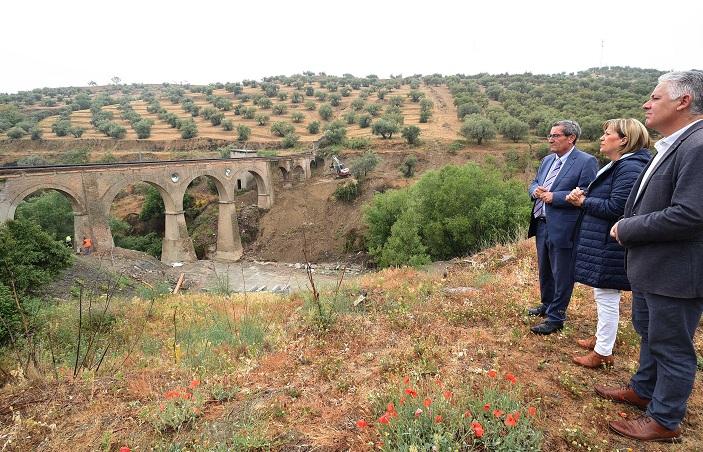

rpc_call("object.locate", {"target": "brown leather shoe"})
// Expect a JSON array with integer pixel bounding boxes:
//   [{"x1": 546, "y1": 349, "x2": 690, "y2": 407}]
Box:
[
  {"x1": 609, "y1": 416, "x2": 681, "y2": 442},
  {"x1": 576, "y1": 336, "x2": 597, "y2": 350},
  {"x1": 594, "y1": 385, "x2": 650, "y2": 410},
  {"x1": 573, "y1": 351, "x2": 614, "y2": 368}
]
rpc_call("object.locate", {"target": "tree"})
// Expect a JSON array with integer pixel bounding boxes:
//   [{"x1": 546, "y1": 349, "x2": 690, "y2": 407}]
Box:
[
  {"x1": 237, "y1": 124, "x2": 251, "y2": 141},
  {"x1": 351, "y1": 99, "x2": 365, "y2": 111},
  {"x1": 329, "y1": 93, "x2": 342, "y2": 107},
  {"x1": 457, "y1": 102, "x2": 481, "y2": 120},
  {"x1": 499, "y1": 117, "x2": 529, "y2": 142},
  {"x1": 222, "y1": 119, "x2": 234, "y2": 131},
  {"x1": 343, "y1": 111, "x2": 356, "y2": 125},
  {"x1": 318, "y1": 103, "x2": 333, "y2": 121},
  {"x1": 371, "y1": 118, "x2": 400, "y2": 139},
  {"x1": 15, "y1": 191, "x2": 73, "y2": 240},
  {"x1": 460, "y1": 114, "x2": 496, "y2": 144},
  {"x1": 291, "y1": 111, "x2": 305, "y2": 123},
  {"x1": 133, "y1": 119, "x2": 152, "y2": 139},
  {"x1": 6, "y1": 127, "x2": 26, "y2": 139},
  {"x1": 107, "y1": 123, "x2": 127, "y2": 139},
  {"x1": 281, "y1": 133, "x2": 299, "y2": 148},
  {"x1": 400, "y1": 155, "x2": 418, "y2": 177},
  {"x1": 305, "y1": 100, "x2": 317, "y2": 111},
  {"x1": 272, "y1": 103, "x2": 288, "y2": 115},
  {"x1": 365, "y1": 104, "x2": 381, "y2": 117},
  {"x1": 255, "y1": 114, "x2": 270, "y2": 126},
  {"x1": 270, "y1": 121, "x2": 294, "y2": 137},
  {"x1": 377, "y1": 211, "x2": 430, "y2": 268},
  {"x1": 323, "y1": 120, "x2": 347, "y2": 145},
  {"x1": 180, "y1": 119, "x2": 198, "y2": 139},
  {"x1": 358, "y1": 114, "x2": 372, "y2": 128},
  {"x1": 350, "y1": 150, "x2": 380, "y2": 179},
  {"x1": 307, "y1": 121, "x2": 320, "y2": 134},
  {"x1": 408, "y1": 90, "x2": 425, "y2": 102},
  {"x1": 401, "y1": 125, "x2": 421, "y2": 145}
]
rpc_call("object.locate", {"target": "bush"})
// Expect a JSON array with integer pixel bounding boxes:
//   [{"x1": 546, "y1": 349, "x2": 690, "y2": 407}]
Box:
[
  {"x1": 237, "y1": 124, "x2": 251, "y2": 141},
  {"x1": 345, "y1": 137, "x2": 371, "y2": 150},
  {"x1": 364, "y1": 163, "x2": 530, "y2": 264},
  {"x1": 241, "y1": 107, "x2": 257, "y2": 119},
  {"x1": 408, "y1": 90, "x2": 425, "y2": 102},
  {"x1": 291, "y1": 111, "x2": 305, "y2": 123},
  {"x1": 6, "y1": 126, "x2": 26, "y2": 139},
  {"x1": 401, "y1": 125, "x2": 421, "y2": 145},
  {"x1": 281, "y1": 132, "x2": 299, "y2": 148},
  {"x1": 343, "y1": 111, "x2": 356, "y2": 125},
  {"x1": 319, "y1": 103, "x2": 333, "y2": 121},
  {"x1": 499, "y1": 117, "x2": 529, "y2": 143},
  {"x1": 222, "y1": 119, "x2": 234, "y2": 131},
  {"x1": 457, "y1": 102, "x2": 481, "y2": 120},
  {"x1": 366, "y1": 104, "x2": 382, "y2": 117},
  {"x1": 307, "y1": 121, "x2": 321, "y2": 134},
  {"x1": 303, "y1": 101, "x2": 316, "y2": 111},
  {"x1": 15, "y1": 191, "x2": 74, "y2": 240},
  {"x1": 291, "y1": 92, "x2": 304, "y2": 103},
  {"x1": 209, "y1": 111, "x2": 225, "y2": 126},
  {"x1": 351, "y1": 99, "x2": 366, "y2": 111},
  {"x1": 30, "y1": 127, "x2": 43, "y2": 140},
  {"x1": 52, "y1": 119, "x2": 72, "y2": 137},
  {"x1": 133, "y1": 119, "x2": 153, "y2": 139},
  {"x1": 272, "y1": 103, "x2": 288, "y2": 115},
  {"x1": 329, "y1": 94, "x2": 342, "y2": 107},
  {"x1": 333, "y1": 179, "x2": 359, "y2": 203},
  {"x1": 419, "y1": 111, "x2": 432, "y2": 123},
  {"x1": 107, "y1": 123, "x2": 127, "y2": 139}
]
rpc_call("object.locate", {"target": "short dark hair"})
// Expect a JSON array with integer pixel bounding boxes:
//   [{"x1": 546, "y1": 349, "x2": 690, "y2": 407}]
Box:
[{"x1": 552, "y1": 120, "x2": 581, "y2": 143}]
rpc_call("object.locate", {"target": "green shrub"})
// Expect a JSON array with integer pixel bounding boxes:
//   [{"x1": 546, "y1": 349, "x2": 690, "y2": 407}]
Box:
[
  {"x1": 319, "y1": 103, "x2": 333, "y2": 121},
  {"x1": 180, "y1": 119, "x2": 198, "y2": 139},
  {"x1": 255, "y1": 114, "x2": 270, "y2": 126},
  {"x1": 401, "y1": 125, "x2": 421, "y2": 145},
  {"x1": 343, "y1": 111, "x2": 356, "y2": 125},
  {"x1": 366, "y1": 104, "x2": 382, "y2": 117},
  {"x1": 222, "y1": 119, "x2": 234, "y2": 131},
  {"x1": 333, "y1": 179, "x2": 359, "y2": 202},
  {"x1": 272, "y1": 103, "x2": 288, "y2": 115},
  {"x1": 237, "y1": 124, "x2": 251, "y2": 141},
  {"x1": 345, "y1": 137, "x2": 371, "y2": 150},
  {"x1": 15, "y1": 191, "x2": 74, "y2": 240},
  {"x1": 358, "y1": 114, "x2": 372, "y2": 128},
  {"x1": 6, "y1": 126, "x2": 26, "y2": 139},
  {"x1": 351, "y1": 99, "x2": 366, "y2": 111},
  {"x1": 241, "y1": 107, "x2": 257, "y2": 119},
  {"x1": 350, "y1": 150, "x2": 380, "y2": 179},
  {"x1": 460, "y1": 114, "x2": 496, "y2": 145},
  {"x1": 281, "y1": 132, "x2": 299, "y2": 148},
  {"x1": 270, "y1": 121, "x2": 294, "y2": 137},
  {"x1": 304, "y1": 101, "x2": 316, "y2": 111},
  {"x1": 209, "y1": 111, "x2": 225, "y2": 126},
  {"x1": 372, "y1": 118, "x2": 399, "y2": 139},
  {"x1": 307, "y1": 121, "x2": 321, "y2": 134},
  {"x1": 400, "y1": 155, "x2": 418, "y2": 177},
  {"x1": 291, "y1": 111, "x2": 305, "y2": 123},
  {"x1": 133, "y1": 119, "x2": 153, "y2": 139},
  {"x1": 323, "y1": 120, "x2": 347, "y2": 145}
]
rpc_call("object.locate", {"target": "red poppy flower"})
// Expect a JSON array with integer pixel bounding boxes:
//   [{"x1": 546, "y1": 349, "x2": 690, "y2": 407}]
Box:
[
  {"x1": 505, "y1": 373, "x2": 517, "y2": 384},
  {"x1": 442, "y1": 390, "x2": 453, "y2": 401},
  {"x1": 512, "y1": 411, "x2": 521, "y2": 421},
  {"x1": 189, "y1": 379, "x2": 200, "y2": 389},
  {"x1": 387, "y1": 402, "x2": 395, "y2": 413},
  {"x1": 423, "y1": 397, "x2": 432, "y2": 408},
  {"x1": 462, "y1": 410, "x2": 472, "y2": 418},
  {"x1": 434, "y1": 377, "x2": 444, "y2": 388},
  {"x1": 527, "y1": 406, "x2": 537, "y2": 417},
  {"x1": 483, "y1": 403, "x2": 491, "y2": 412},
  {"x1": 119, "y1": 447, "x2": 131, "y2": 452},
  {"x1": 378, "y1": 413, "x2": 390, "y2": 424},
  {"x1": 164, "y1": 390, "x2": 181, "y2": 400},
  {"x1": 404, "y1": 388, "x2": 418, "y2": 398},
  {"x1": 399, "y1": 396, "x2": 406, "y2": 406},
  {"x1": 356, "y1": 419, "x2": 369, "y2": 428},
  {"x1": 414, "y1": 408, "x2": 423, "y2": 417},
  {"x1": 504, "y1": 414, "x2": 517, "y2": 427},
  {"x1": 471, "y1": 421, "x2": 485, "y2": 438},
  {"x1": 493, "y1": 409, "x2": 504, "y2": 418},
  {"x1": 435, "y1": 415, "x2": 443, "y2": 423},
  {"x1": 487, "y1": 369, "x2": 497, "y2": 378}
]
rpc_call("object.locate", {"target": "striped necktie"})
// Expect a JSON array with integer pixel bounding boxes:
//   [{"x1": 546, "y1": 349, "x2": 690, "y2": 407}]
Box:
[{"x1": 532, "y1": 157, "x2": 562, "y2": 218}]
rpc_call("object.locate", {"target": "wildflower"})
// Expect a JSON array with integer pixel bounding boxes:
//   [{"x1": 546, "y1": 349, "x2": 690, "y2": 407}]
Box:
[
  {"x1": 356, "y1": 419, "x2": 369, "y2": 428},
  {"x1": 387, "y1": 402, "x2": 396, "y2": 413},
  {"x1": 493, "y1": 409, "x2": 504, "y2": 418},
  {"x1": 189, "y1": 379, "x2": 201, "y2": 389},
  {"x1": 505, "y1": 373, "x2": 517, "y2": 384},
  {"x1": 403, "y1": 376, "x2": 410, "y2": 385},
  {"x1": 487, "y1": 369, "x2": 497, "y2": 378},
  {"x1": 619, "y1": 412, "x2": 628, "y2": 418},
  {"x1": 512, "y1": 411, "x2": 521, "y2": 421},
  {"x1": 120, "y1": 447, "x2": 131, "y2": 452},
  {"x1": 442, "y1": 390, "x2": 453, "y2": 401},
  {"x1": 504, "y1": 413, "x2": 517, "y2": 427},
  {"x1": 164, "y1": 389, "x2": 181, "y2": 400},
  {"x1": 404, "y1": 388, "x2": 418, "y2": 398},
  {"x1": 471, "y1": 421, "x2": 485, "y2": 438},
  {"x1": 527, "y1": 406, "x2": 537, "y2": 417},
  {"x1": 434, "y1": 377, "x2": 444, "y2": 388},
  {"x1": 378, "y1": 413, "x2": 390, "y2": 424},
  {"x1": 483, "y1": 403, "x2": 491, "y2": 412},
  {"x1": 414, "y1": 408, "x2": 423, "y2": 418},
  {"x1": 435, "y1": 415, "x2": 443, "y2": 423},
  {"x1": 462, "y1": 410, "x2": 472, "y2": 418},
  {"x1": 423, "y1": 397, "x2": 432, "y2": 408}
]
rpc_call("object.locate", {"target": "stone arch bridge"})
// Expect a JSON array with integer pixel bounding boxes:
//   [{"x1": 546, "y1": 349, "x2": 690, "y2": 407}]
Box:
[{"x1": 0, "y1": 154, "x2": 315, "y2": 263}]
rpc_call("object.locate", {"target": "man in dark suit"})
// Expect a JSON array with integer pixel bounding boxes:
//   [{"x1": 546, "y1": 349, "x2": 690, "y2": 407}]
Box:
[
  {"x1": 597, "y1": 70, "x2": 703, "y2": 442},
  {"x1": 528, "y1": 120, "x2": 598, "y2": 334}
]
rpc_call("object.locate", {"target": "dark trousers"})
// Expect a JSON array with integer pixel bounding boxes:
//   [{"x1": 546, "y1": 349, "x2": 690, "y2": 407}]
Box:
[
  {"x1": 535, "y1": 220, "x2": 575, "y2": 324},
  {"x1": 630, "y1": 291, "x2": 703, "y2": 430}
]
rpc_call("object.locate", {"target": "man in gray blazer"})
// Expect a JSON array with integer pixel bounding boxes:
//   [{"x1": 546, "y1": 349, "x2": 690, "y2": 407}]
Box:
[{"x1": 597, "y1": 70, "x2": 703, "y2": 442}]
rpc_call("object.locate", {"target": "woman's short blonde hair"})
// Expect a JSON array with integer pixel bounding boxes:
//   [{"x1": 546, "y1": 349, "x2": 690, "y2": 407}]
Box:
[{"x1": 602, "y1": 118, "x2": 652, "y2": 155}]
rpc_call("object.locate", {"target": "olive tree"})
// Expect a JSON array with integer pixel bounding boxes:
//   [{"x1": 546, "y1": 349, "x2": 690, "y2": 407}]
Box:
[{"x1": 460, "y1": 114, "x2": 496, "y2": 144}]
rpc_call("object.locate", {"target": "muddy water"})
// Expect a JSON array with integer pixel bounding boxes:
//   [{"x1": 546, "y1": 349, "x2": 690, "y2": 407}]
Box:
[{"x1": 173, "y1": 260, "x2": 365, "y2": 294}]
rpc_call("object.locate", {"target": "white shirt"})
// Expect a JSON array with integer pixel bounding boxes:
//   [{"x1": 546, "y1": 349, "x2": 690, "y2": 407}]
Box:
[{"x1": 635, "y1": 119, "x2": 703, "y2": 201}]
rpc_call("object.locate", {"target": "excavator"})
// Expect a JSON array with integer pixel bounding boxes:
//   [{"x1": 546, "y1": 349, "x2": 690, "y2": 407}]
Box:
[{"x1": 331, "y1": 155, "x2": 351, "y2": 178}]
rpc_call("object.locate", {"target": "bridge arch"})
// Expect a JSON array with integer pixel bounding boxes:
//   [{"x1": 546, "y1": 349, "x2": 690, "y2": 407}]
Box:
[{"x1": 8, "y1": 183, "x2": 86, "y2": 220}]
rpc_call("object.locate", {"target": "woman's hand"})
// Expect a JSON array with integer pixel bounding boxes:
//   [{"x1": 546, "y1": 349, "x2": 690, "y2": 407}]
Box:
[{"x1": 566, "y1": 187, "x2": 586, "y2": 207}]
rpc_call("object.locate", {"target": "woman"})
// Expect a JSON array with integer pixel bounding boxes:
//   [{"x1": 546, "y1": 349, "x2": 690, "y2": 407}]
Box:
[{"x1": 566, "y1": 118, "x2": 651, "y2": 368}]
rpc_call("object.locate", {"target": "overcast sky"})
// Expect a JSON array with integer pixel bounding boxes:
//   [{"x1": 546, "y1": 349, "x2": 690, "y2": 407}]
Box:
[{"x1": 2, "y1": 0, "x2": 702, "y2": 94}]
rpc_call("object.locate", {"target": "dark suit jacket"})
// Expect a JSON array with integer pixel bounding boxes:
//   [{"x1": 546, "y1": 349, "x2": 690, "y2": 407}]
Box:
[
  {"x1": 618, "y1": 120, "x2": 703, "y2": 298},
  {"x1": 528, "y1": 148, "x2": 598, "y2": 248}
]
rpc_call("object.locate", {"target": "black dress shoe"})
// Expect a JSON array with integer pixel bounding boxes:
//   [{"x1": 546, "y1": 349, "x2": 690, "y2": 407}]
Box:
[
  {"x1": 531, "y1": 321, "x2": 563, "y2": 335},
  {"x1": 527, "y1": 305, "x2": 546, "y2": 317}
]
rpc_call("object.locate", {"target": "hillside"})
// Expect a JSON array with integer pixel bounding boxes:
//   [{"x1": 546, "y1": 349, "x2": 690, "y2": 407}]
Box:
[{"x1": 0, "y1": 240, "x2": 699, "y2": 450}]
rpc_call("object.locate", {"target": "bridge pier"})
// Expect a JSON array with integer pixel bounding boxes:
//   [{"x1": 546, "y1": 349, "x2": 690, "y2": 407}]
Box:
[
  {"x1": 161, "y1": 210, "x2": 197, "y2": 264},
  {"x1": 212, "y1": 200, "x2": 242, "y2": 262}
]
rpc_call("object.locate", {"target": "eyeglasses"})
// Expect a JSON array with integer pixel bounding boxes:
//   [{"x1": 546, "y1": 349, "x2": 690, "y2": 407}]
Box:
[{"x1": 546, "y1": 134, "x2": 566, "y2": 139}]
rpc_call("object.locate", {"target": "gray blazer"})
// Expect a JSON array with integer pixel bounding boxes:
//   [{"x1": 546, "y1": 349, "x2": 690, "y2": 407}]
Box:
[{"x1": 618, "y1": 120, "x2": 703, "y2": 298}]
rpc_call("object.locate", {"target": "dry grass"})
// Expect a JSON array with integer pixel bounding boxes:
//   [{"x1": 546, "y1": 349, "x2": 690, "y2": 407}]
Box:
[{"x1": 1, "y1": 240, "x2": 700, "y2": 451}]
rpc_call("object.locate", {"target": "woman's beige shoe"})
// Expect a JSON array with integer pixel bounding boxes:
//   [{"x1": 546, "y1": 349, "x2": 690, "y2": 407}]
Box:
[{"x1": 572, "y1": 351, "x2": 614, "y2": 368}]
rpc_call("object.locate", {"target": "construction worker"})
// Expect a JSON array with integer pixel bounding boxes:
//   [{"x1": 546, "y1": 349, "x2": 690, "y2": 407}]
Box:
[{"x1": 81, "y1": 236, "x2": 93, "y2": 255}]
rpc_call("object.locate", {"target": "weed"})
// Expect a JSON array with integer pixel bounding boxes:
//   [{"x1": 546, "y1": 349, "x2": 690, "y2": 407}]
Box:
[
  {"x1": 557, "y1": 371, "x2": 586, "y2": 398},
  {"x1": 562, "y1": 425, "x2": 605, "y2": 450},
  {"x1": 145, "y1": 379, "x2": 205, "y2": 433}
]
